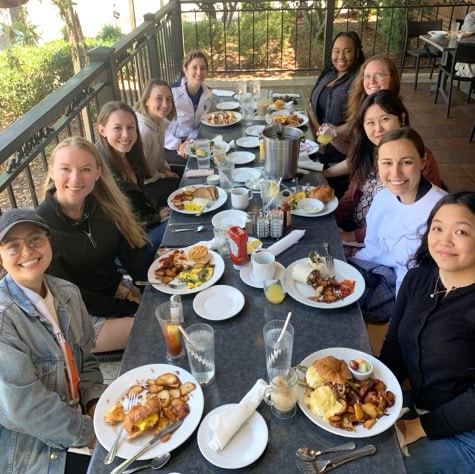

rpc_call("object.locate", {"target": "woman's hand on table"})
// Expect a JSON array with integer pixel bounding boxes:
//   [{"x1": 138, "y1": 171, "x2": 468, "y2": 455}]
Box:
[
  {"x1": 160, "y1": 207, "x2": 172, "y2": 221},
  {"x1": 177, "y1": 141, "x2": 189, "y2": 159},
  {"x1": 164, "y1": 171, "x2": 180, "y2": 179}
]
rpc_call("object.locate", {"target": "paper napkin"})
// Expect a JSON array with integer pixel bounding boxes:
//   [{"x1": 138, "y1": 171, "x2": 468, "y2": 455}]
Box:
[
  {"x1": 208, "y1": 379, "x2": 267, "y2": 452},
  {"x1": 186, "y1": 169, "x2": 214, "y2": 178},
  {"x1": 266, "y1": 229, "x2": 306, "y2": 256},
  {"x1": 297, "y1": 154, "x2": 324, "y2": 171},
  {"x1": 212, "y1": 89, "x2": 235, "y2": 97}
]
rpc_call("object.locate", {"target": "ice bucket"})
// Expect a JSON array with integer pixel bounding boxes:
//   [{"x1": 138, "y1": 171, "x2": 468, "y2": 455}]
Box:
[{"x1": 263, "y1": 126, "x2": 303, "y2": 180}]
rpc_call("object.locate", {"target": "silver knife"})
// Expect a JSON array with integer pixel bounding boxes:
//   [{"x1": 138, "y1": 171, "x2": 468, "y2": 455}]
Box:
[
  {"x1": 167, "y1": 222, "x2": 207, "y2": 227},
  {"x1": 110, "y1": 420, "x2": 183, "y2": 474}
]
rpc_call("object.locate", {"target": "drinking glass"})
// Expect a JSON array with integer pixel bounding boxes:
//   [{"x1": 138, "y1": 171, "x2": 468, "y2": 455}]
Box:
[
  {"x1": 212, "y1": 143, "x2": 227, "y2": 163},
  {"x1": 264, "y1": 366, "x2": 298, "y2": 419},
  {"x1": 184, "y1": 323, "x2": 215, "y2": 385},
  {"x1": 317, "y1": 123, "x2": 336, "y2": 145},
  {"x1": 156, "y1": 301, "x2": 185, "y2": 362},
  {"x1": 264, "y1": 276, "x2": 286, "y2": 304},
  {"x1": 213, "y1": 224, "x2": 230, "y2": 257},
  {"x1": 234, "y1": 80, "x2": 248, "y2": 100},
  {"x1": 256, "y1": 89, "x2": 272, "y2": 117},
  {"x1": 263, "y1": 319, "x2": 294, "y2": 380},
  {"x1": 217, "y1": 160, "x2": 234, "y2": 193},
  {"x1": 240, "y1": 92, "x2": 254, "y2": 126},
  {"x1": 260, "y1": 179, "x2": 278, "y2": 207},
  {"x1": 194, "y1": 139, "x2": 211, "y2": 169}
]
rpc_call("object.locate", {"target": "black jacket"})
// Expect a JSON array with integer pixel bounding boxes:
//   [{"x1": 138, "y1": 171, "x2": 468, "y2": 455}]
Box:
[{"x1": 37, "y1": 190, "x2": 148, "y2": 317}]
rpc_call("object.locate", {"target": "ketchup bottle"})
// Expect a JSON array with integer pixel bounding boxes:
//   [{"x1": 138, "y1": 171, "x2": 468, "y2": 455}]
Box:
[{"x1": 228, "y1": 225, "x2": 249, "y2": 269}]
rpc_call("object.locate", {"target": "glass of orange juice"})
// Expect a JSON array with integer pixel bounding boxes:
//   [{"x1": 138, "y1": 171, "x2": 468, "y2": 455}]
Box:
[
  {"x1": 156, "y1": 301, "x2": 185, "y2": 361},
  {"x1": 317, "y1": 123, "x2": 336, "y2": 145},
  {"x1": 264, "y1": 277, "x2": 286, "y2": 304}
]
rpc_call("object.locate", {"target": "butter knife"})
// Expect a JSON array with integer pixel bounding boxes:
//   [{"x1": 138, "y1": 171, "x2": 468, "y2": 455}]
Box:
[{"x1": 110, "y1": 420, "x2": 183, "y2": 474}]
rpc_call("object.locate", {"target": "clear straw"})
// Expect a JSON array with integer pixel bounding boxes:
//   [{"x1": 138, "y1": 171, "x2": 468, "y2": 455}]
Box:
[{"x1": 267, "y1": 312, "x2": 292, "y2": 368}]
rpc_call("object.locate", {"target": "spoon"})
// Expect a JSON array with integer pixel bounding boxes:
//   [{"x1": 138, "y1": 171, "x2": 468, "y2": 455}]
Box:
[
  {"x1": 171, "y1": 225, "x2": 205, "y2": 233},
  {"x1": 296, "y1": 441, "x2": 356, "y2": 460},
  {"x1": 122, "y1": 452, "x2": 171, "y2": 474}
]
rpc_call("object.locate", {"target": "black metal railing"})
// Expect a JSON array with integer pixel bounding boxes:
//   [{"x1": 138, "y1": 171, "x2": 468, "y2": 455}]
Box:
[{"x1": 0, "y1": 0, "x2": 473, "y2": 210}]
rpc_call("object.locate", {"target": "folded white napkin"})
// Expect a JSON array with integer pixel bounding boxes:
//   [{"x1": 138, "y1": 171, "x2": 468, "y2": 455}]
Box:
[
  {"x1": 213, "y1": 89, "x2": 235, "y2": 97},
  {"x1": 208, "y1": 379, "x2": 267, "y2": 452},
  {"x1": 297, "y1": 154, "x2": 324, "y2": 171},
  {"x1": 266, "y1": 229, "x2": 306, "y2": 256},
  {"x1": 186, "y1": 169, "x2": 214, "y2": 178}
]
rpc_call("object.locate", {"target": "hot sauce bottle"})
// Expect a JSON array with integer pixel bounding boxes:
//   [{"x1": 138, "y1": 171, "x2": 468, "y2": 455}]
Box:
[
  {"x1": 281, "y1": 191, "x2": 292, "y2": 228},
  {"x1": 228, "y1": 225, "x2": 249, "y2": 269}
]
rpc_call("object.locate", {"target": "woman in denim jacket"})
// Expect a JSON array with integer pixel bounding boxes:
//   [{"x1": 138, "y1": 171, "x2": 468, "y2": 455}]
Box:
[{"x1": 0, "y1": 209, "x2": 106, "y2": 473}]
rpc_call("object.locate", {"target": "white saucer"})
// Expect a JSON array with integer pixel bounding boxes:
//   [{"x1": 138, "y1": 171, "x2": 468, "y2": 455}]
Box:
[
  {"x1": 193, "y1": 285, "x2": 245, "y2": 321},
  {"x1": 212, "y1": 209, "x2": 247, "y2": 227},
  {"x1": 197, "y1": 404, "x2": 268, "y2": 469},
  {"x1": 216, "y1": 101, "x2": 240, "y2": 110},
  {"x1": 245, "y1": 124, "x2": 266, "y2": 136},
  {"x1": 234, "y1": 167, "x2": 261, "y2": 183},
  {"x1": 227, "y1": 151, "x2": 256, "y2": 165},
  {"x1": 236, "y1": 137, "x2": 259, "y2": 148},
  {"x1": 240, "y1": 261, "x2": 286, "y2": 289}
]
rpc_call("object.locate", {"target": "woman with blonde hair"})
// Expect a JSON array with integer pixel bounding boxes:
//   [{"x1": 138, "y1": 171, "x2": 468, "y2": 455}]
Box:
[
  {"x1": 135, "y1": 78, "x2": 182, "y2": 200},
  {"x1": 37, "y1": 136, "x2": 149, "y2": 353}
]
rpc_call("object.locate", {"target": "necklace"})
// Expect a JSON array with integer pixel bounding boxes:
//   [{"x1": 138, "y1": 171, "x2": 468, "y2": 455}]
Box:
[{"x1": 430, "y1": 274, "x2": 475, "y2": 298}]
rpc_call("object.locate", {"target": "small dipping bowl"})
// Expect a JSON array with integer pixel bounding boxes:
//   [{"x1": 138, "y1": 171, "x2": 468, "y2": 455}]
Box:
[
  {"x1": 207, "y1": 174, "x2": 220, "y2": 186},
  {"x1": 348, "y1": 358, "x2": 373, "y2": 381},
  {"x1": 297, "y1": 198, "x2": 324, "y2": 214}
]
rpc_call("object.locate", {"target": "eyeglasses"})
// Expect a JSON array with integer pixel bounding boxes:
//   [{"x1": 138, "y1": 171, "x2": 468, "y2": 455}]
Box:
[
  {"x1": 363, "y1": 72, "x2": 391, "y2": 81},
  {"x1": 0, "y1": 232, "x2": 49, "y2": 256}
]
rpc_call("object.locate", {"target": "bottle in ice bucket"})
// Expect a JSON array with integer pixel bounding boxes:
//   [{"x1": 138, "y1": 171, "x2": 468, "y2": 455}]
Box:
[{"x1": 228, "y1": 225, "x2": 249, "y2": 269}]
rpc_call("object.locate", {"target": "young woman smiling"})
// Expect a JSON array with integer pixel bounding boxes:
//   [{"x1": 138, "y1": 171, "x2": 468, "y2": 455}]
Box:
[
  {"x1": 348, "y1": 127, "x2": 446, "y2": 322},
  {"x1": 333, "y1": 90, "x2": 440, "y2": 246},
  {"x1": 96, "y1": 101, "x2": 169, "y2": 254},
  {"x1": 307, "y1": 31, "x2": 365, "y2": 197},
  {"x1": 37, "y1": 136, "x2": 149, "y2": 353},
  {"x1": 380, "y1": 192, "x2": 475, "y2": 473},
  {"x1": 0, "y1": 209, "x2": 106, "y2": 473},
  {"x1": 135, "y1": 78, "x2": 182, "y2": 201},
  {"x1": 165, "y1": 51, "x2": 212, "y2": 157}
]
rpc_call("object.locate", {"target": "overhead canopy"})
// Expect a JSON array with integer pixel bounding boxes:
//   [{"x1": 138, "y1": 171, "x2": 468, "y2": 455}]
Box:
[{"x1": 0, "y1": 0, "x2": 29, "y2": 7}]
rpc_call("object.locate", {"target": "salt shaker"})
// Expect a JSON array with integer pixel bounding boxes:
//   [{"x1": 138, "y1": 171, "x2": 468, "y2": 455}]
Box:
[
  {"x1": 245, "y1": 211, "x2": 256, "y2": 237},
  {"x1": 257, "y1": 210, "x2": 270, "y2": 239},
  {"x1": 269, "y1": 209, "x2": 284, "y2": 238}
]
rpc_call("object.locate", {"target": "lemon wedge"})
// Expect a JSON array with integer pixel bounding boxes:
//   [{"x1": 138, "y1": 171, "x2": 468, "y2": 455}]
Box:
[
  {"x1": 196, "y1": 149, "x2": 207, "y2": 157},
  {"x1": 247, "y1": 239, "x2": 262, "y2": 253}
]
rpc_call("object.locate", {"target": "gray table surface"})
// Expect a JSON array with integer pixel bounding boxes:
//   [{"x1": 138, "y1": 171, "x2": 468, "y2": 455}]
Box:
[{"x1": 88, "y1": 101, "x2": 406, "y2": 473}]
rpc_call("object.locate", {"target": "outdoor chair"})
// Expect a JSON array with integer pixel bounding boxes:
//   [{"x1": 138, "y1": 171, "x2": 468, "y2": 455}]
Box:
[
  {"x1": 434, "y1": 42, "x2": 475, "y2": 118},
  {"x1": 400, "y1": 19, "x2": 443, "y2": 90}
]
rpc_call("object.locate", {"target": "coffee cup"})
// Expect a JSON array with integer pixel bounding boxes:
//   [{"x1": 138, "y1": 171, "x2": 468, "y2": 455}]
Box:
[
  {"x1": 231, "y1": 187, "x2": 253, "y2": 210},
  {"x1": 251, "y1": 250, "x2": 275, "y2": 283}
]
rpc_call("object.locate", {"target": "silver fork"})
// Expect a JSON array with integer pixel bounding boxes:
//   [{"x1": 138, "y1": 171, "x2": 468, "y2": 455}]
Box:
[
  {"x1": 322, "y1": 242, "x2": 334, "y2": 275},
  {"x1": 296, "y1": 444, "x2": 377, "y2": 473},
  {"x1": 104, "y1": 393, "x2": 139, "y2": 465}
]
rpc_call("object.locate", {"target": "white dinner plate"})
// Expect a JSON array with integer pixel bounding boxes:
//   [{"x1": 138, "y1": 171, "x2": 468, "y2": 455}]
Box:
[
  {"x1": 240, "y1": 261, "x2": 286, "y2": 289},
  {"x1": 185, "y1": 141, "x2": 230, "y2": 157},
  {"x1": 216, "y1": 101, "x2": 240, "y2": 110},
  {"x1": 298, "y1": 348, "x2": 402, "y2": 438},
  {"x1": 197, "y1": 404, "x2": 268, "y2": 469},
  {"x1": 167, "y1": 185, "x2": 227, "y2": 215},
  {"x1": 211, "y1": 209, "x2": 247, "y2": 228},
  {"x1": 234, "y1": 167, "x2": 261, "y2": 183},
  {"x1": 291, "y1": 190, "x2": 339, "y2": 217},
  {"x1": 266, "y1": 111, "x2": 309, "y2": 128},
  {"x1": 285, "y1": 258, "x2": 365, "y2": 309},
  {"x1": 428, "y1": 30, "x2": 447, "y2": 38},
  {"x1": 245, "y1": 124, "x2": 266, "y2": 136},
  {"x1": 236, "y1": 136, "x2": 260, "y2": 148},
  {"x1": 201, "y1": 111, "x2": 242, "y2": 128},
  {"x1": 300, "y1": 139, "x2": 319, "y2": 155},
  {"x1": 193, "y1": 285, "x2": 245, "y2": 321},
  {"x1": 227, "y1": 151, "x2": 256, "y2": 165},
  {"x1": 148, "y1": 247, "x2": 225, "y2": 295},
  {"x1": 94, "y1": 364, "x2": 204, "y2": 459}
]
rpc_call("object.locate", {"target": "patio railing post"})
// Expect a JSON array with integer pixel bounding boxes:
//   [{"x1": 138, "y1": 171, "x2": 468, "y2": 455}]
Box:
[
  {"x1": 87, "y1": 46, "x2": 121, "y2": 108},
  {"x1": 324, "y1": 0, "x2": 335, "y2": 66}
]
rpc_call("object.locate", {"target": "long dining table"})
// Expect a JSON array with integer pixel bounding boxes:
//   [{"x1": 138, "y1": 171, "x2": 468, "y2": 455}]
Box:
[{"x1": 88, "y1": 91, "x2": 406, "y2": 473}]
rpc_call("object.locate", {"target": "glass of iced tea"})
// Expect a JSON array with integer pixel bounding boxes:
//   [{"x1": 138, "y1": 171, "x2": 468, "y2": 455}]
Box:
[{"x1": 156, "y1": 301, "x2": 185, "y2": 361}]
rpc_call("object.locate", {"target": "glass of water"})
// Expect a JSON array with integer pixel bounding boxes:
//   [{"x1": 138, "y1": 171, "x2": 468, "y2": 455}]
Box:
[
  {"x1": 194, "y1": 139, "x2": 211, "y2": 169},
  {"x1": 240, "y1": 92, "x2": 254, "y2": 126},
  {"x1": 217, "y1": 160, "x2": 234, "y2": 193},
  {"x1": 184, "y1": 323, "x2": 215, "y2": 385}
]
